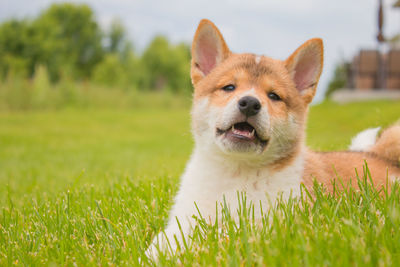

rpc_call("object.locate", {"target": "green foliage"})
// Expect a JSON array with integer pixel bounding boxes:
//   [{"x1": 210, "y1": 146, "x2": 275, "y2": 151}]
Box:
[
  {"x1": 92, "y1": 53, "x2": 128, "y2": 87},
  {"x1": 32, "y1": 65, "x2": 51, "y2": 107},
  {"x1": 0, "y1": 19, "x2": 33, "y2": 79},
  {"x1": 33, "y1": 3, "x2": 104, "y2": 81},
  {"x1": 326, "y1": 62, "x2": 348, "y2": 97},
  {"x1": 0, "y1": 4, "x2": 104, "y2": 82},
  {"x1": 92, "y1": 51, "x2": 143, "y2": 90},
  {"x1": 0, "y1": 77, "x2": 191, "y2": 111},
  {"x1": 141, "y1": 36, "x2": 191, "y2": 93},
  {"x1": 0, "y1": 3, "x2": 193, "y2": 94},
  {"x1": 0, "y1": 100, "x2": 400, "y2": 265},
  {"x1": 106, "y1": 19, "x2": 126, "y2": 54}
]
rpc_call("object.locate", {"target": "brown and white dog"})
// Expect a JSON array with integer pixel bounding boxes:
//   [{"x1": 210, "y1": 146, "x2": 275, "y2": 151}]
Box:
[{"x1": 147, "y1": 19, "x2": 400, "y2": 257}]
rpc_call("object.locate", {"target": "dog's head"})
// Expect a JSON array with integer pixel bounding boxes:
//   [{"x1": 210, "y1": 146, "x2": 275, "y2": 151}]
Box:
[{"x1": 190, "y1": 19, "x2": 323, "y2": 165}]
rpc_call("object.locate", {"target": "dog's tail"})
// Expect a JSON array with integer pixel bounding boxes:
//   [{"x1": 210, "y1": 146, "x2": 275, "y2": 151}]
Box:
[
  {"x1": 349, "y1": 122, "x2": 400, "y2": 166},
  {"x1": 349, "y1": 127, "x2": 381, "y2": 152}
]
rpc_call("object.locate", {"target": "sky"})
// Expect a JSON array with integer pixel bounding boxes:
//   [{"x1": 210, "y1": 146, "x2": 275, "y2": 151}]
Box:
[{"x1": 1, "y1": 0, "x2": 400, "y2": 102}]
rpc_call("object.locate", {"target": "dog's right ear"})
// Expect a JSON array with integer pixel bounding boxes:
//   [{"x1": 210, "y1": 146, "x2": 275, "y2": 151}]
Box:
[{"x1": 191, "y1": 19, "x2": 231, "y2": 84}]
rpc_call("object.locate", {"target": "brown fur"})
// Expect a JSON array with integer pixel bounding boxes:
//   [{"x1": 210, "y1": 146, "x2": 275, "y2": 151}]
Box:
[
  {"x1": 190, "y1": 19, "x2": 400, "y2": 193},
  {"x1": 303, "y1": 150, "x2": 400, "y2": 192},
  {"x1": 370, "y1": 124, "x2": 400, "y2": 165},
  {"x1": 303, "y1": 124, "x2": 400, "y2": 193}
]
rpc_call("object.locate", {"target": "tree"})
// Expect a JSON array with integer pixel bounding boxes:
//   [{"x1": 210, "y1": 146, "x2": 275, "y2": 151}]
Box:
[
  {"x1": 326, "y1": 62, "x2": 348, "y2": 97},
  {"x1": 92, "y1": 49, "x2": 142, "y2": 89},
  {"x1": 0, "y1": 19, "x2": 36, "y2": 79},
  {"x1": 33, "y1": 3, "x2": 104, "y2": 81},
  {"x1": 141, "y1": 36, "x2": 191, "y2": 92},
  {"x1": 0, "y1": 3, "x2": 104, "y2": 82},
  {"x1": 0, "y1": 3, "x2": 192, "y2": 94},
  {"x1": 107, "y1": 19, "x2": 126, "y2": 54}
]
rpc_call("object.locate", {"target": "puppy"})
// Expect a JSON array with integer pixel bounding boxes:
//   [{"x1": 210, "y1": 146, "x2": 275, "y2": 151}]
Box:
[{"x1": 147, "y1": 19, "x2": 400, "y2": 258}]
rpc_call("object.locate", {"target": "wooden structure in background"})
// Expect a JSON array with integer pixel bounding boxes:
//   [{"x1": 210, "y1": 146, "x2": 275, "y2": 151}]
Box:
[
  {"x1": 386, "y1": 50, "x2": 400, "y2": 88},
  {"x1": 331, "y1": 1, "x2": 400, "y2": 103},
  {"x1": 349, "y1": 50, "x2": 400, "y2": 90},
  {"x1": 347, "y1": 1, "x2": 400, "y2": 91}
]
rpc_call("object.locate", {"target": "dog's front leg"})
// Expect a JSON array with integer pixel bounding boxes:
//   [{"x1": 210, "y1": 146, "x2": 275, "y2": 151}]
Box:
[{"x1": 145, "y1": 214, "x2": 192, "y2": 260}]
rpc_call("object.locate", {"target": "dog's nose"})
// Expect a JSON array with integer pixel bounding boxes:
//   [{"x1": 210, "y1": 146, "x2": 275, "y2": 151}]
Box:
[{"x1": 238, "y1": 96, "x2": 261, "y2": 117}]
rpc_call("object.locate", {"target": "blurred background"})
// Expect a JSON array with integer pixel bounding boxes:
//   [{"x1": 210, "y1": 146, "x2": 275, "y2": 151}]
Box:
[
  {"x1": 0, "y1": 0, "x2": 399, "y2": 108},
  {"x1": 1, "y1": 0, "x2": 400, "y2": 196}
]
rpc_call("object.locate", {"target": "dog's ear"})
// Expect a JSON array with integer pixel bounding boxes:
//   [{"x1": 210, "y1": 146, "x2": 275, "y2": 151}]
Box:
[
  {"x1": 191, "y1": 19, "x2": 231, "y2": 84},
  {"x1": 285, "y1": 38, "x2": 323, "y2": 104}
]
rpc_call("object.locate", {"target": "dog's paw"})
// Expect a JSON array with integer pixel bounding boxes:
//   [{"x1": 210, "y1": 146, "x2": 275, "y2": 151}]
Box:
[
  {"x1": 145, "y1": 242, "x2": 159, "y2": 262},
  {"x1": 145, "y1": 232, "x2": 172, "y2": 261}
]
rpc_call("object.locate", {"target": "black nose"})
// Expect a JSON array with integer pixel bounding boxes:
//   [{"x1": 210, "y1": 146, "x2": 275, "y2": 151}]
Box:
[{"x1": 238, "y1": 96, "x2": 261, "y2": 117}]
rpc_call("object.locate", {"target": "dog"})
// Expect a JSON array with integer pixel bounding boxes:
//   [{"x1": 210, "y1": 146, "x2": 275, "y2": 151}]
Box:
[{"x1": 146, "y1": 19, "x2": 400, "y2": 258}]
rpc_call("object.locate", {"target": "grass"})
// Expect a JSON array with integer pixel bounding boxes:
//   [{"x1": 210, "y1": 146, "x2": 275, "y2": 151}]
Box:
[{"x1": 0, "y1": 98, "x2": 400, "y2": 266}]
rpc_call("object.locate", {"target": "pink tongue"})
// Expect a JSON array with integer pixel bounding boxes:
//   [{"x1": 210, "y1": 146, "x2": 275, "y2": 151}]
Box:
[
  {"x1": 234, "y1": 123, "x2": 254, "y2": 135},
  {"x1": 235, "y1": 129, "x2": 251, "y2": 135}
]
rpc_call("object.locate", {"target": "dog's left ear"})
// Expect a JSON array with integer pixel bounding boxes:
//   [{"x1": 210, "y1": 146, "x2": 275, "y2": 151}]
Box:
[
  {"x1": 191, "y1": 19, "x2": 231, "y2": 85},
  {"x1": 285, "y1": 38, "x2": 323, "y2": 104}
]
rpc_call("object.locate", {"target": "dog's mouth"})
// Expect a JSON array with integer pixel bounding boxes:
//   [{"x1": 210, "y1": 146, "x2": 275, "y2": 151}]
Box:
[{"x1": 217, "y1": 122, "x2": 268, "y2": 145}]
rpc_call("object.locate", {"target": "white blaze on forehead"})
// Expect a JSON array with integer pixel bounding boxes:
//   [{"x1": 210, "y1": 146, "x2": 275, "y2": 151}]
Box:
[
  {"x1": 255, "y1": 55, "x2": 262, "y2": 65},
  {"x1": 239, "y1": 88, "x2": 258, "y2": 98}
]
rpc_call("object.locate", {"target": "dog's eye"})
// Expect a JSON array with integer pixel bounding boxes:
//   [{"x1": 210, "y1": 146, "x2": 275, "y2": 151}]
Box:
[
  {"x1": 268, "y1": 92, "x2": 281, "y2": 101},
  {"x1": 221, "y1": 84, "x2": 236, "y2": 92}
]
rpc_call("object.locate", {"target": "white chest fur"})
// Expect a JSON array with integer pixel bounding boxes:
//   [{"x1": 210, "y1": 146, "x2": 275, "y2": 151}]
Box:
[
  {"x1": 147, "y1": 148, "x2": 304, "y2": 257},
  {"x1": 170, "y1": 148, "x2": 304, "y2": 224}
]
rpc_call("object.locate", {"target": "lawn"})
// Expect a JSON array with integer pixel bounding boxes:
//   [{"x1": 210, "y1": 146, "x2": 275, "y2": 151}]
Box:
[{"x1": 0, "y1": 99, "x2": 400, "y2": 266}]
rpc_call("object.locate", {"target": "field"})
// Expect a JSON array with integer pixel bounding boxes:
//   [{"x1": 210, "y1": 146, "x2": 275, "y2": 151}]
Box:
[{"x1": 1, "y1": 98, "x2": 400, "y2": 266}]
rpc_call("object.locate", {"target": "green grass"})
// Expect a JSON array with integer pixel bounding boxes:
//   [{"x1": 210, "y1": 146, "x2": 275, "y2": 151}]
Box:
[{"x1": 1, "y1": 99, "x2": 400, "y2": 266}]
